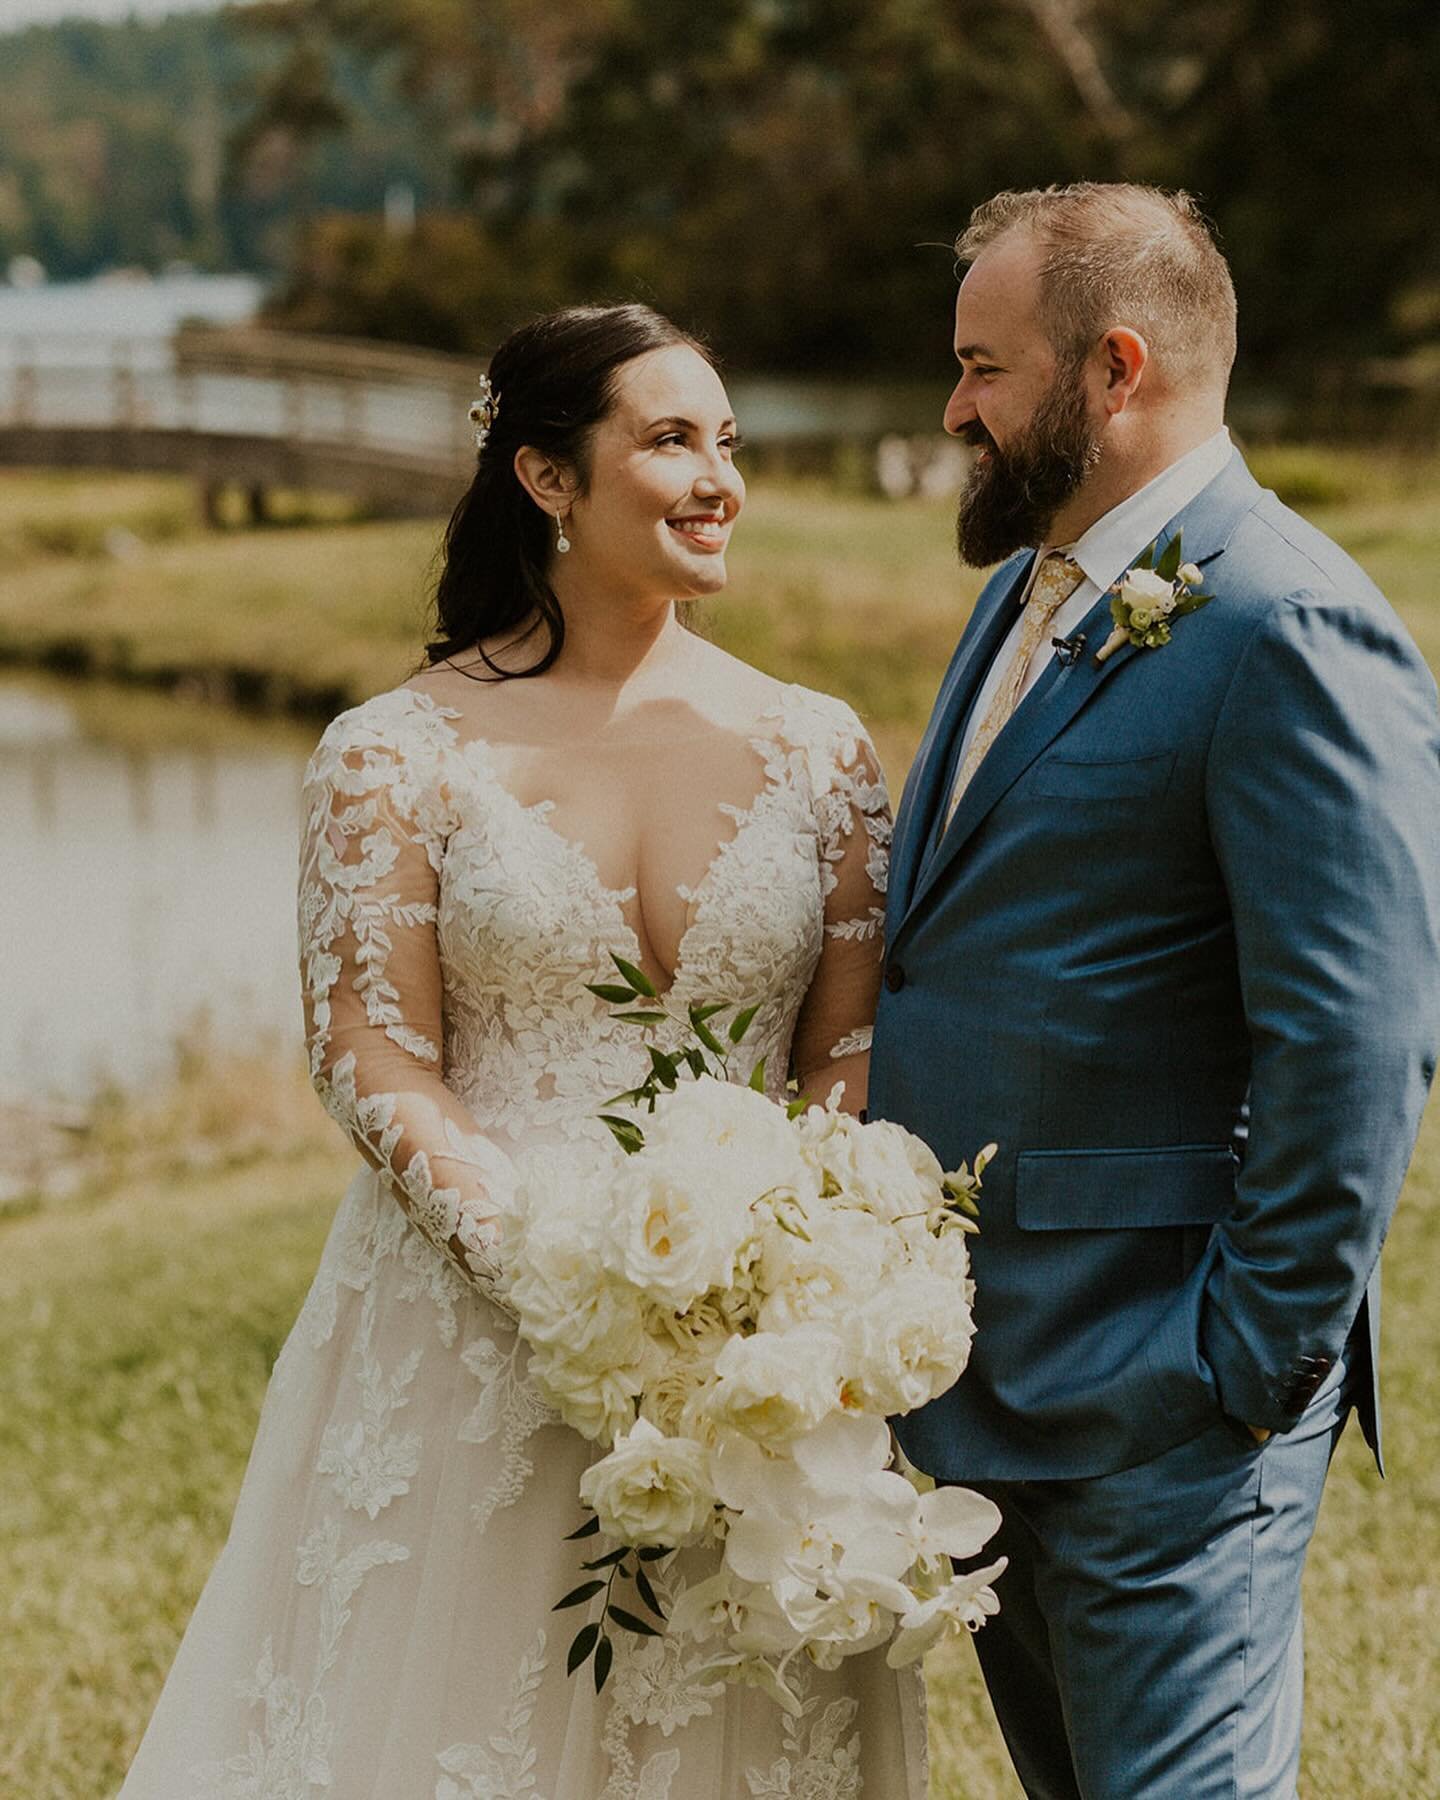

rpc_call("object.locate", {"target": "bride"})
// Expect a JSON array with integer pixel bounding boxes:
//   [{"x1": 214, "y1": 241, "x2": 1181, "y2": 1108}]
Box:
[{"x1": 117, "y1": 303, "x2": 926, "y2": 1797}]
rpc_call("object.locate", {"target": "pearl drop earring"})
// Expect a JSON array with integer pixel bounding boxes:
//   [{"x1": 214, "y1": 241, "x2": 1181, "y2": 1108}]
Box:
[{"x1": 556, "y1": 513, "x2": 571, "y2": 555}]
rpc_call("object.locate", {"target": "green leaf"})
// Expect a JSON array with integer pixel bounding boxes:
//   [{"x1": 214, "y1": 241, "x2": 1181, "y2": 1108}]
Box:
[
  {"x1": 587, "y1": 982, "x2": 638, "y2": 1005},
  {"x1": 689, "y1": 1007, "x2": 726, "y2": 1057},
  {"x1": 593, "y1": 1634, "x2": 615, "y2": 1692},
  {"x1": 648, "y1": 1047, "x2": 679, "y2": 1089},
  {"x1": 613, "y1": 1010, "x2": 667, "y2": 1027},
  {"x1": 564, "y1": 1515, "x2": 603, "y2": 1540},
  {"x1": 690, "y1": 1001, "x2": 728, "y2": 1023},
  {"x1": 684, "y1": 1048, "x2": 708, "y2": 1079},
  {"x1": 634, "y1": 1566, "x2": 665, "y2": 1618},
  {"x1": 553, "y1": 1579, "x2": 606, "y2": 1611},
  {"x1": 728, "y1": 1002, "x2": 762, "y2": 1044},
  {"x1": 582, "y1": 1546, "x2": 631, "y2": 1571},
  {"x1": 607, "y1": 1604, "x2": 661, "y2": 1638},
  {"x1": 611, "y1": 954, "x2": 657, "y2": 999},
  {"x1": 748, "y1": 1057, "x2": 767, "y2": 1093},
  {"x1": 637, "y1": 1545, "x2": 672, "y2": 1561},
  {"x1": 568, "y1": 1622, "x2": 600, "y2": 1674},
  {"x1": 786, "y1": 1095, "x2": 809, "y2": 1120},
  {"x1": 1134, "y1": 541, "x2": 1155, "y2": 570},
  {"x1": 1155, "y1": 533, "x2": 1184, "y2": 583},
  {"x1": 599, "y1": 1115, "x2": 646, "y2": 1155}
]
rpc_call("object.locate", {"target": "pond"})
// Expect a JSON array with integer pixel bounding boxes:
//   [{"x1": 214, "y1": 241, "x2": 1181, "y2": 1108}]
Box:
[{"x1": 1, "y1": 676, "x2": 311, "y2": 1103}]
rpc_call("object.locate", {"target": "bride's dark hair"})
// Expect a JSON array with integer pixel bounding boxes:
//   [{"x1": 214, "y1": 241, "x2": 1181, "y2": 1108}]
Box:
[{"x1": 427, "y1": 303, "x2": 715, "y2": 680}]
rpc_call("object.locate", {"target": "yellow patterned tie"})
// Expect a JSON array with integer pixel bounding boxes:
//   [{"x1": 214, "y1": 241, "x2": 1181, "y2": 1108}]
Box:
[{"x1": 944, "y1": 552, "x2": 1086, "y2": 826}]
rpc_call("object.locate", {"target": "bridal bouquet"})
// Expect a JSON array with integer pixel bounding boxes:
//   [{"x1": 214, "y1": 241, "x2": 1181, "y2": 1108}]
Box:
[{"x1": 494, "y1": 958, "x2": 1006, "y2": 1711}]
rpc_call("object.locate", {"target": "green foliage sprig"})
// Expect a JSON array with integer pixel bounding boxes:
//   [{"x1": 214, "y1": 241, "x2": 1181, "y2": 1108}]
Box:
[
  {"x1": 586, "y1": 953, "x2": 804, "y2": 1158},
  {"x1": 553, "y1": 1513, "x2": 670, "y2": 1692}
]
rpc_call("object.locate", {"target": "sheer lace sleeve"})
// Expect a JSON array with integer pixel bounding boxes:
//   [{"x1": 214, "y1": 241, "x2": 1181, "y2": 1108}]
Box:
[
  {"x1": 298, "y1": 692, "x2": 516, "y2": 1306},
  {"x1": 789, "y1": 700, "x2": 892, "y2": 1111}
]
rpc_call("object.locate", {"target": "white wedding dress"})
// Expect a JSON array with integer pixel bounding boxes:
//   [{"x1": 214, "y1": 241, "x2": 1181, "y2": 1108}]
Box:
[{"x1": 117, "y1": 682, "x2": 929, "y2": 1799}]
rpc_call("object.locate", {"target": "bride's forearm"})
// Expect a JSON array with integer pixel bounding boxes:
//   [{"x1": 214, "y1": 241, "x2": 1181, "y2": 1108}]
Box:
[{"x1": 797, "y1": 1050, "x2": 870, "y2": 1117}]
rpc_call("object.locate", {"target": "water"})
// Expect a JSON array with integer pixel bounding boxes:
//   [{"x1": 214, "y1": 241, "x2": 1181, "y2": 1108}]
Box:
[
  {"x1": 0, "y1": 270, "x2": 265, "y2": 361},
  {"x1": 1, "y1": 677, "x2": 309, "y2": 1102}
]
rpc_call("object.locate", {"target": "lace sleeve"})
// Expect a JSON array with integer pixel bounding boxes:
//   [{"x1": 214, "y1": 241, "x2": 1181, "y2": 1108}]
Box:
[
  {"x1": 298, "y1": 693, "x2": 516, "y2": 1305},
  {"x1": 789, "y1": 701, "x2": 892, "y2": 1111}
]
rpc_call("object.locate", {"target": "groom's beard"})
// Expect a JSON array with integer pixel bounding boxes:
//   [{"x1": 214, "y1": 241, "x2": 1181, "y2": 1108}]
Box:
[{"x1": 954, "y1": 362, "x2": 1102, "y2": 568}]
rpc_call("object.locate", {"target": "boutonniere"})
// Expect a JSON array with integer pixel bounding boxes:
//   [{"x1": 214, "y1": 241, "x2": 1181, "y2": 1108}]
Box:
[{"x1": 1094, "y1": 532, "x2": 1213, "y2": 664}]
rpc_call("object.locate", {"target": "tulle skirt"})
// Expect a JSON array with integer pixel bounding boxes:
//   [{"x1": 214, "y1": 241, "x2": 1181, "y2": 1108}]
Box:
[{"x1": 117, "y1": 1163, "x2": 929, "y2": 1799}]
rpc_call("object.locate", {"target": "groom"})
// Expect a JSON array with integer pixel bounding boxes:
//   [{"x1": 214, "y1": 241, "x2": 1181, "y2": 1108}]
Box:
[{"x1": 869, "y1": 183, "x2": 1440, "y2": 1798}]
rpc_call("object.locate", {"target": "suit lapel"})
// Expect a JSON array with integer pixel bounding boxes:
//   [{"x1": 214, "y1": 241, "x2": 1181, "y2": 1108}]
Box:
[
  {"x1": 900, "y1": 449, "x2": 1264, "y2": 926},
  {"x1": 887, "y1": 551, "x2": 1033, "y2": 926}
]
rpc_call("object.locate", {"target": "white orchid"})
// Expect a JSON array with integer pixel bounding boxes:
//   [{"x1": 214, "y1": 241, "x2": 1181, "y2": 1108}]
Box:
[{"x1": 886, "y1": 1560, "x2": 1009, "y2": 1667}]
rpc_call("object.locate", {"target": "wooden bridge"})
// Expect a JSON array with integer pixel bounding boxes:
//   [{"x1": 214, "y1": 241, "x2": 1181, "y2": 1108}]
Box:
[
  {"x1": 0, "y1": 324, "x2": 969, "y2": 514},
  {"x1": 0, "y1": 327, "x2": 484, "y2": 520}
]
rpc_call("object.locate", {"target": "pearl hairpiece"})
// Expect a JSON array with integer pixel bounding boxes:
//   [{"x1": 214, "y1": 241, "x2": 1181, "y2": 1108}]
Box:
[{"x1": 468, "y1": 371, "x2": 500, "y2": 453}]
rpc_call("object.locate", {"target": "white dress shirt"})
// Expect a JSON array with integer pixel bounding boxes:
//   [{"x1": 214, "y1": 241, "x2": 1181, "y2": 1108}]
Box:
[{"x1": 953, "y1": 428, "x2": 1234, "y2": 769}]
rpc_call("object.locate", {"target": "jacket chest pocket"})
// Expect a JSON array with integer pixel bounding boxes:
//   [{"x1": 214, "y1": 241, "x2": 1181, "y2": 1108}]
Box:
[
  {"x1": 1015, "y1": 1144, "x2": 1236, "y2": 1231},
  {"x1": 1031, "y1": 751, "x2": 1176, "y2": 802}
]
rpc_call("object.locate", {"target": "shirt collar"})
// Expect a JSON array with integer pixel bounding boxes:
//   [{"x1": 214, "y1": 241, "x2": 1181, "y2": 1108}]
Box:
[{"x1": 1044, "y1": 427, "x2": 1233, "y2": 599}]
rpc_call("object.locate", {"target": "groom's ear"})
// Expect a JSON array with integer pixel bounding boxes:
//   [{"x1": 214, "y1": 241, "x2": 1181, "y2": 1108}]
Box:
[{"x1": 1098, "y1": 327, "x2": 1149, "y2": 416}]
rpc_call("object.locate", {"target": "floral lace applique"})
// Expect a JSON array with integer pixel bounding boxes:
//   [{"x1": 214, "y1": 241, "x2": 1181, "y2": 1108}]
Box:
[
  {"x1": 434, "y1": 1631, "x2": 549, "y2": 1800},
  {"x1": 458, "y1": 1329, "x2": 559, "y2": 1534},
  {"x1": 316, "y1": 1286, "x2": 423, "y2": 1519},
  {"x1": 744, "y1": 1691, "x2": 863, "y2": 1799},
  {"x1": 190, "y1": 1525, "x2": 408, "y2": 1799}
]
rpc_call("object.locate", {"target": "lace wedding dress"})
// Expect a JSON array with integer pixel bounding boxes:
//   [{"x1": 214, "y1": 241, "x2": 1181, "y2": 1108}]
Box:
[{"x1": 117, "y1": 682, "x2": 929, "y2": 1799}]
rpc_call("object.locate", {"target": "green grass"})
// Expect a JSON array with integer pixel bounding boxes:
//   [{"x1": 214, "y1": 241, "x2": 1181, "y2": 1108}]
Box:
[
  {"x1": 2, "y1": 447, "x2": 1438, "y2": 781},
  {"x1": 3, "y1": 448, "x2": 1440, "y2": 1795}
]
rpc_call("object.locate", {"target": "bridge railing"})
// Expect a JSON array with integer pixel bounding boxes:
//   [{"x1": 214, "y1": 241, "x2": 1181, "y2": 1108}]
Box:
[{"x1": 0, "y1": 327, "x2": 483, "y2": 471}]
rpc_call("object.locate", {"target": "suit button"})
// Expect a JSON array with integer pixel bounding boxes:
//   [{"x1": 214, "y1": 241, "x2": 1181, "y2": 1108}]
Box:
[{"x1": 885, "y1": 964, "x2": 906, "y2": 994}]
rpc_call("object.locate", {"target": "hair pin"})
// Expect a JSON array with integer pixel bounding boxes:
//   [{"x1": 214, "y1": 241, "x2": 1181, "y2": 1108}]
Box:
[{"x1": 467, "y1": 371, "x2": 501, "y2": 453}]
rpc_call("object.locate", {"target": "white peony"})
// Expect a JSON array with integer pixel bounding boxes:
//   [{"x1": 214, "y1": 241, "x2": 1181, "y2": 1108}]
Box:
[
  {"x1": 578, "y1": 1417, "x2": 716, "y2": 1547},
  {"x1": 701, "y1": 1325, "x2": 843, "y2": 1446}
]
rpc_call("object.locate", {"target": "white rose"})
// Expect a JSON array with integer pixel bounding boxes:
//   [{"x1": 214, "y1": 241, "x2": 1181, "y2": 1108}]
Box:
[
  {"x1": 530, "y1": 1348, "x2": 642, "y2": 1445},
  {"x1": 842, "y1": 1276, "x2": 975, "y2": 1415},
  {"x1": 602, "y1": 1084, "x2": 814, "y2": 1310},
  {"x1": 1178, "y1": 561, "x2": 1203, "y2": 587},
  {"x1": 702, "y1": 1325, "x2": 843, "y2": 1446},
  {"x1": 602, "y1": 1151, "x2": 758, "y2": 1309},
  {"x1": 797, "y1": 1108, "x2": 947, "y2": 1225},
  {"x1": 1123, "y1": 567, "x2": 1176, "y2": 607},
  {"x1": 506, "y1": 1216, "x2": 647, "y2": 1367},
  {"x1": 578, "y1": 1417, "x2": 716, "y2": 1547},
  {"x1": 755, "y1": 1209, "x2": 895, "y2": 1335}
]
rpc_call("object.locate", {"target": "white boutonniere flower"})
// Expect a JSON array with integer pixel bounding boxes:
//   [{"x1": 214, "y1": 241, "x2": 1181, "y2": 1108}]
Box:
[{"x1": 1094, "y1": 532, "x2": 1213, "y2": 664}]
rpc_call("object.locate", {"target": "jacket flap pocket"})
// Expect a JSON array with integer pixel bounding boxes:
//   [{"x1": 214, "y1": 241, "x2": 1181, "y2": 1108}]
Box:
[
  {"x1": 1032, "y1": 752, "x2": 1174, "y2": 800},
  {"x1": 1015, "y1": 1145, "x2": 1236, "y2": 1230}
]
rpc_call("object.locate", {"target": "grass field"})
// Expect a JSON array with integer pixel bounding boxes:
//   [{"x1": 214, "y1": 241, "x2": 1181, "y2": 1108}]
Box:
[{"x1": 2, "y1": 451, "x2": 1438, "y2": 1796}]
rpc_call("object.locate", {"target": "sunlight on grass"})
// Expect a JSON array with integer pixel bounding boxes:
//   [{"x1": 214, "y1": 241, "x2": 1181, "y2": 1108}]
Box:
[{"x1": 2, "y1": 451, "x2": 1439, "y2": 1796}]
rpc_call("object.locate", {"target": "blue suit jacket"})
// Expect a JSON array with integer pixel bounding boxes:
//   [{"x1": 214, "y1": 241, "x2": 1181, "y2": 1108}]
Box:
[{"x1": 869, "y1": 452, "x2": 1440, "y2": 1481}]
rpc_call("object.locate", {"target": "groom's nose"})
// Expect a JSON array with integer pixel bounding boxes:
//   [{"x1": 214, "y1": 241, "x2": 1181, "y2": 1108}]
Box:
[{"x1": 943, "y1": 380, "x2": 976, "y2": 436}]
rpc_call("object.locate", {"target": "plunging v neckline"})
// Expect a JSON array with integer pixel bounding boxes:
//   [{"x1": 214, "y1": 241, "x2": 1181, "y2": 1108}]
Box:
[{"x1": 455, "y1": 703, "x2": 806, "y2": 1001}]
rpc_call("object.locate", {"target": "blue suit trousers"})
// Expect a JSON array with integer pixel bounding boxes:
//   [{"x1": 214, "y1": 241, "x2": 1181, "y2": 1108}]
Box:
[{"x1": 959, "y1": 1364, "x2": 1351, "y2": 1800}]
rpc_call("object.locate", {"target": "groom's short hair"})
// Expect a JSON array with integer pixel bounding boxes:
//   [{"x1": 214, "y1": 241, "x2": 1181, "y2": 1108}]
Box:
[{"x1": 956, "y1": 184, "x2": 1238, "y2": 392}]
